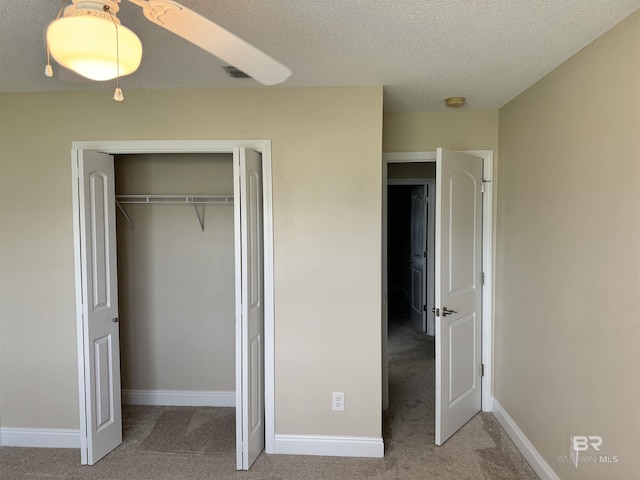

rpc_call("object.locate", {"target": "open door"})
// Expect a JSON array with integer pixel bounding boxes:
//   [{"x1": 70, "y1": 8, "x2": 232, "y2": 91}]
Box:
[
  {"x1": 434, "y1": 148, "x2": 483, "y2": 446},
  {"x1": 74, "y1": 150, "x2": 122, "y2": 464},
  {"x1": 409, "y1": 185, "x2": 427, "y2": 331},
  {"x1": 235, "y1": 148, "x2": 265, "y2": 470},
  {"x1": 424, "y1": 181, "x2": 436, "y2": 337}
]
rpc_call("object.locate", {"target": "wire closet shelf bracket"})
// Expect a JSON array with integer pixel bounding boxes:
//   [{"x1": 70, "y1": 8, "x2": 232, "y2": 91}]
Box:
[{"x1": 115, "y1": 194, "x2": 234, "y2": 234}]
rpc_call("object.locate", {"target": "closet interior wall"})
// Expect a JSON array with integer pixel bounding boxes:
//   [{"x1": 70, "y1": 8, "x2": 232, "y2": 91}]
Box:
[{"x1": 115, "y1": 153, "x2": 235, "y2": 396}]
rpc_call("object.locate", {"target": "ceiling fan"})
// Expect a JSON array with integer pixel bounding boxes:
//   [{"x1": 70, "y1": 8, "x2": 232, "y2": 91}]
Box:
[{"x1": 45, "y1": 0, "x2": 292, "y2": 100}]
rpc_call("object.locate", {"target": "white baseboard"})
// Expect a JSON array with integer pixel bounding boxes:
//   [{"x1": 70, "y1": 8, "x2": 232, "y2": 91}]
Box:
[
  {"x1": 122, "y1": 389, "x2": 235, "y2": 407},
  {"x1": 274, "y1": 434, "x2": 384, "y2": 458},
  {"x1": 1, "y1": 427, "x2": 80, "y2": 448},
  {"x1": 492, "y1": 398, "x2": 560, "y2": 480},
  {"x1": 0, "y1": 391, "x2": 233, "y2": 449}
]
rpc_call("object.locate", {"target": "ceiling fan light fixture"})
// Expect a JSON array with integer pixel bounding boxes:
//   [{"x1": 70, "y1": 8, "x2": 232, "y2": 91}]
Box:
[{"x1": 46, "y1": 7, "x2": 142, "y2": 81}]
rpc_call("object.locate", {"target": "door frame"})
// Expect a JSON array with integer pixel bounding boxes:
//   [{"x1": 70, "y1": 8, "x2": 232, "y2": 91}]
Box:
[
  {"x1": 382, "y1": 150, "x2": 493, "y2": 413},
  {"x1": 387, "y1": 178, "x2": 436, "y2": 335},
  {"x1": 71, "y1": 140, "x2": 276, "y2": 463}
]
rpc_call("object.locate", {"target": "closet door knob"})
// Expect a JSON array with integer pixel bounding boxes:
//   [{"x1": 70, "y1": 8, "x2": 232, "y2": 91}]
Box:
[{"x1": 112, "y1": 317, "x2": 119, "y2": 323}]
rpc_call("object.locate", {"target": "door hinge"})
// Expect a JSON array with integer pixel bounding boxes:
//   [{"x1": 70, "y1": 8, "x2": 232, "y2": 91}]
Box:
[
  {"x1": 424, "y1": 250, "x2": 427, "y2": 258},
  {"x1": 423, "y1": 304, "x2": 427, "y2": 312},
  {"x1": 481, "y1": 181, "x2": 490, "y2": 194},
  {"x1": 481, "y1": 364, "x2": 485, "y2": 377},
  {"x1": 481, "y1": 272, "x2": 485, "y2": 284}
]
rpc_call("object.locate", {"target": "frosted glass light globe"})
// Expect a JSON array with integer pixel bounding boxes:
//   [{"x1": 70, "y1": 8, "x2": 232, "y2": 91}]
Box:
[{"x1": 47, "y1": 14, "x2": 142, "y2": 81}]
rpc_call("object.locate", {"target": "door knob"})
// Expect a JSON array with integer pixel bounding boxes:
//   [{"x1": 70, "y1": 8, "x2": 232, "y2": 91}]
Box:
[
  {"x1": 442, "y1": 307, "x2": 457, "y2": 317},
  {"x1": 112, "y1": 317, "x2": 119, "y2": 323}
]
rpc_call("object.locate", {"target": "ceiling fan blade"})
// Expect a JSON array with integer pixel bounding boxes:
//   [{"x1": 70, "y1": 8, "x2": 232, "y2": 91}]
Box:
[{"x1": 129, "y1": 0, "x2": 291, "y2": 85}]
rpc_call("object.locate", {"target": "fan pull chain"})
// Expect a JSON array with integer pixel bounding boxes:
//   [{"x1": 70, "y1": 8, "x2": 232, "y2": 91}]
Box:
[
  {"x1": 44, "y1": 0, "x2": 67, "y2": 78},
  {"x1": 45, "y1": 50, "x2": 53, "y2": 78},
  {"x1": 105, "y1": 5, "x2": 124, "y2": 101}
]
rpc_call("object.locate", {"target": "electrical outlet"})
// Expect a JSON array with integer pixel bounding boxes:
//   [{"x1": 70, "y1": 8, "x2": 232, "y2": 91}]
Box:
[{"x1": 332, "y1": 392, "x2": 345, "y2": 412}]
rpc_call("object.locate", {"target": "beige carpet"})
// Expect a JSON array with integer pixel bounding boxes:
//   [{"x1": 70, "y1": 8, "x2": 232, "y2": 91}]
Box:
[{"x1": 0, "y1": 318, "x2": 538, "y2": 479}]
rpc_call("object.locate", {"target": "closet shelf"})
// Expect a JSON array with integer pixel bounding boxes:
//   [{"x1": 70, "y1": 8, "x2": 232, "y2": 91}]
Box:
[
  {"x1": 115, "y1": 195, "x2": 234, "y2": 234},
  {"x1": 115, "y1": 194, "x2": 234, "y2": 205}
]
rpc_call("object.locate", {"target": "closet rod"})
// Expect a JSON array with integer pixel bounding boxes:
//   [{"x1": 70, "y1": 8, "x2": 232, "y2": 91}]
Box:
[{"x1": 115, "y1": 194, "x2": 234, "y2": 205}]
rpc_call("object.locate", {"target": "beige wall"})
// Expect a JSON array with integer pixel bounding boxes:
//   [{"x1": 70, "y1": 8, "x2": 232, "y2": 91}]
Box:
[
  {"x1": 496, "y1": 10, "x2": 640, "y2": 480},
  {"x1": 0, "y1": 87, "x2": 383, "y2": 438},
  {"x1": 383, "y1": 110, "x2": 498, "y2": 153},
  {"x1": 116, "y1": 153, "x2": 235, "y2": 392}
]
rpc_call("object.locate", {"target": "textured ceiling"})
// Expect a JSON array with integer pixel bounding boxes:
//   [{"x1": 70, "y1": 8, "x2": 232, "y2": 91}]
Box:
[{"x1": 1, "y1": 0, "x2": 639, "y2": 111}]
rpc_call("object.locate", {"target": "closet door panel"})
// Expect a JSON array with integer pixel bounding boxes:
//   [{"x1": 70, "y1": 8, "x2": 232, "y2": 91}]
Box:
[
  {"x1": 77, "y1": 150, "x2": 122, "y2": 465},
  {"x1": 236, "y1": 148, "x2": 264, "y2": 470}
]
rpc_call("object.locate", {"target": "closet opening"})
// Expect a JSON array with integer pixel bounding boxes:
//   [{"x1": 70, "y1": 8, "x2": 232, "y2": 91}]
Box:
[
  {"x1": 115, "y1": 153, "x2": 235, "y2": 404},
  {"x1": 114, "y1": 153, "x2": 236, "y2": 458},
  {"x1": 71, "y1": 140, "x2": 274, "y2": 471}
]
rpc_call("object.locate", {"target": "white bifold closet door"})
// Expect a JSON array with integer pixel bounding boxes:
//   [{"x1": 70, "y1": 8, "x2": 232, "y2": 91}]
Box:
[
  {"x1": 235, "y1": 148, "x2": 265, "y2": 470},
  {"x1": 75, "y1": 146, "x2": 267, "y2": 470},
  {"x1": 74, "y1": 150, "x2": 123, "y2": 465}
]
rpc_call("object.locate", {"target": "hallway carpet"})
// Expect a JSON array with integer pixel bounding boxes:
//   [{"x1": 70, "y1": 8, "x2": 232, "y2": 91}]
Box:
[{"x1": 0, "y1": 318, "x2": 538, "y2": 479}]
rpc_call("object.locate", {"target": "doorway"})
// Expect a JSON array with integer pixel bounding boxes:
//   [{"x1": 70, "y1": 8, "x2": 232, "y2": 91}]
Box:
[
  {"x1": 71, "y1": 140, "x2": 275, "y2": 470},
  {"x1": 382, "y1": 150, "x2": 494, "y2": 441},
  {"x1": 387, "y1": 178, "x2": 436, "y2": 335}
]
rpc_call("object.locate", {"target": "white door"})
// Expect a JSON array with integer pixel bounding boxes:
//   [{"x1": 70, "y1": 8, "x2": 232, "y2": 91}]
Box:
[
  {"x1": 235, "y1": 148, "x2": 265, "y2": 470},
  {"x1": 75, "y1": 150, "x2": 122, "y2": 464},
  {"x1": 409, "y1": 186, "x2": 427, "y2": 331},
  {"x1": 424, "y1": 181, "x2": 436, "y2": 337},
  {"x1": 435, "y1": 148, "x2": 483, "y2": 446}
]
